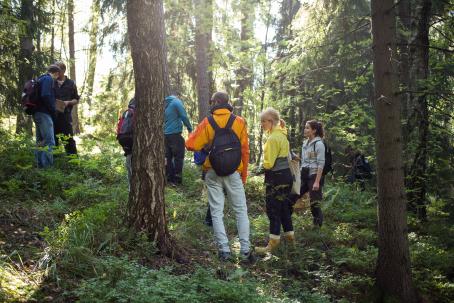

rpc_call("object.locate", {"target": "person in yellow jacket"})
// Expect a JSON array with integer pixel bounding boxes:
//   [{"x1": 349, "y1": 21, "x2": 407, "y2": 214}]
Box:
[
  {"x1": 186, "y1": 91, "x2": 253, "y2": 263},
  {"x1": 256, "y1": 108, "x2": 294, "y2": 255}
]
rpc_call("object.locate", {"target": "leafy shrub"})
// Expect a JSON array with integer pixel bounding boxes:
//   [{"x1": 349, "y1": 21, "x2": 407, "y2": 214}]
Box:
[{"x1": 75, "y1": 257, "x2": 275, "y2": 303}]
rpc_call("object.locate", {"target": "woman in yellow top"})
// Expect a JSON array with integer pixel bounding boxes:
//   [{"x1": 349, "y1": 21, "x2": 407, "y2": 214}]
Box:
[{"x1": 256, "y1": 108, "x2": 294, "y2": 255}]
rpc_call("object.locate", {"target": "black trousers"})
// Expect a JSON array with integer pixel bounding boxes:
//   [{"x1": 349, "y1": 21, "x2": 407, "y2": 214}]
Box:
[
  {"x1": 165, "y1": 133, "x2": 185, "y2": 184},
  {"x1": 265, "y1": 168, "x2": 293, "y2": 235},
  {"x1": 54, "y1": 111, "x2": 77, "y2": 155},
  {"x1": 300, "y1": 168, "x2": 324, "y2": 226}
]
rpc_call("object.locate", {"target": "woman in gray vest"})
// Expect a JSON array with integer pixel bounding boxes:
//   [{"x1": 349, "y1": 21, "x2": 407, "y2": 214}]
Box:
[{"x1": 300, "y1": 120, "x2": 325, "y2": 227}]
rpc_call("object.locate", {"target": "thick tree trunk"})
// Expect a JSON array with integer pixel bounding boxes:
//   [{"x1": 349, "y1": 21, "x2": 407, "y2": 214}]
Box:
[
  {"x1": 194, "y1": 0, "x2": 213, "y2": 122},
  {"x1": 16, "y1": 0, "x2": 34, "y2": 135},
  {"x1": 86, "y1": 0, "x2": 100, "y2": 107},
  {"x1": 126, "y1": 0, "x2": 174, "y2": 257},
  {"x1": 68, "y1": 0, "x2": 80, "y2": 134},
  {"x1": 371, "y1": 0, "x2": 418, "y2": 301},
  {"x1": 407, "y1": 0, "x2": 431, "y2": 221}
]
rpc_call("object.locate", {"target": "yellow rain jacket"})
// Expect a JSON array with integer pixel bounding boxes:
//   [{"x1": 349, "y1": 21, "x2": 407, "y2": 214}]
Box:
[
  {"x1": 186, "y1": 108, "x2": 249, "y2": 183},
  {"x1": 263, "y1": 126, "x2": 289, "y2": 170}
]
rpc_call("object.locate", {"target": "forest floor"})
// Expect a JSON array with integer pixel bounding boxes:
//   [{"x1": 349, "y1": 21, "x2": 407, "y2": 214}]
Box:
[{"x1": 0, "y1": 131, "x2": 453, "y2": 302}]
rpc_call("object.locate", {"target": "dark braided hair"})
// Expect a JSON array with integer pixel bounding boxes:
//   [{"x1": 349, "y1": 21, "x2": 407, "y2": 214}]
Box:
[{"x1": 307, "y1": 120, "x2": 324, "y2": 138}]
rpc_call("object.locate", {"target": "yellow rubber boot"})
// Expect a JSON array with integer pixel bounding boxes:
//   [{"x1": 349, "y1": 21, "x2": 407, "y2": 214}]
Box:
[{"x1": 255, "y1": 235, "x2": 280, "y2": 255}]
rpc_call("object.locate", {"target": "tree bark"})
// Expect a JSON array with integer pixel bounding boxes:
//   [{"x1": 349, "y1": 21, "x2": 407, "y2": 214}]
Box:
[
  {"x1": 194, "y1": 0, "x2": 213, "y2": 122},
  {"x1": 68, "y1": 0, "x2": 80, "y2": 134},
  {"x1": 126, "y1": 0, "x2": 174, "y2": 257},
  {"x1": 86, "y1": 0, "x2": 100, "y2": 107},
  {"x1": 371, "y1": 0, "x2": 418, "y2": 301},
  {"x1": 16, "y1": 0, "x2": 34, "y2": 135},
  {"x1": 407, "y1": 0, "x2": 431, "y2": 221}
]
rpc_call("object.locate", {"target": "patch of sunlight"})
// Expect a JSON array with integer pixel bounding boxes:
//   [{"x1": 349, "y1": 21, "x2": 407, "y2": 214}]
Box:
[{"x1": 0, "y1": 260, "x2": 44, "y2": 302}]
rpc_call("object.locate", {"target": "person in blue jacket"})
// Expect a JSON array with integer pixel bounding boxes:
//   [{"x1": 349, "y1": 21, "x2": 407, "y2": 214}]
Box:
[
  {"x1": 164, "y1": 95, "x2": 193, "y2": 185},
  {"x1": 33, "y1": 64, "x2": 61, "y2": 168}
]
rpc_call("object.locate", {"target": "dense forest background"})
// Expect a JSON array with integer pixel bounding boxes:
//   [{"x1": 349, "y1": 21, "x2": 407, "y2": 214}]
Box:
[{"x1": 0, "y1": 0, "x2": 453, "y2": 302}]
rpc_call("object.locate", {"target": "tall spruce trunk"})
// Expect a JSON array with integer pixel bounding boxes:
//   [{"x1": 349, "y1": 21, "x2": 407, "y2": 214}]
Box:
[
  {"x1": 194, "y1": 0, "x2": 213, "y2": 122},
  {"x1": 126, "y1": 0, "x2": 174, "y2": 256},
  {"x1": 85, "y1": 0, "x2": 100, "y2": 108},
  {"x1": 16, "y1": 0, "x2": 34, "y2": 135},
  {"x1": 407, "y1": 0, "x2": 431, "y2": 221},
  {"x1": 68, "y1": 0, "x2": 80, "y2": 134},
  {"x1": 371, "y1": 0, "x2": 418, "y2": 301}
]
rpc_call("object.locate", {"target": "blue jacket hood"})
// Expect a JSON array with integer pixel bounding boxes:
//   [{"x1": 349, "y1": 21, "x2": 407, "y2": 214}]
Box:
[{"x1": 165, "y1": 95, "x2": 179, "y2": 105}]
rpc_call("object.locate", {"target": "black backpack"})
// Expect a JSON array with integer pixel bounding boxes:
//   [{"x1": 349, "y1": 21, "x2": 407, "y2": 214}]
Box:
[
  {"x1": 314, "y1": 140, "x2": 332, "y2": 176},
  {"x1": 21, "y1": 78, "x2": 41, "y2": 115},
  {"x1": 207, "y1": 114, "x2": 242, "y2": 176}
]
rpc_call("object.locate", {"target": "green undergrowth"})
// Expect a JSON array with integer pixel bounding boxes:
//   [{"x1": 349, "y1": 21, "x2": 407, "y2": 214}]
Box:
[{"x1": 1, "y1": 130, "x2": 453, "y2": 302}]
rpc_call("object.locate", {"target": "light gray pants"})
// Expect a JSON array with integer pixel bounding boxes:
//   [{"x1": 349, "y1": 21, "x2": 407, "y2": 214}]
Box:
[
  {"x1": 205, "y1": 169, "x2": 250, "y2": 254},
  {"x1": 126, "y1": 154, "x2": 132, "y2": 191}
]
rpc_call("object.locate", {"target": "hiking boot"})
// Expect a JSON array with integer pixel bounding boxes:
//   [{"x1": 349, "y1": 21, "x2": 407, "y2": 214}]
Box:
[
  {"x1": 255, "y1": 235, "x2": 280, "y2": 255},
  {"x1": 218, "y1": 251, "x2": 232, "y2": 262},
  {"x1": 240, "y1": 250, "x2": 256, "y2": 264}
]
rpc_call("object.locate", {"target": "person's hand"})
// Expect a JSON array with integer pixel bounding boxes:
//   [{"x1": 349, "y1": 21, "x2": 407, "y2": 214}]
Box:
[
  {"x1": 312, "y1": 181, "x2": 320, "y2": 191},
  {"x1": 64, "y1": 101, "x2": 71, "y2": 107}
]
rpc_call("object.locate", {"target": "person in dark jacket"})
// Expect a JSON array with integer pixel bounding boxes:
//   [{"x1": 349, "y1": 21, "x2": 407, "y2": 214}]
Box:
[
  {"x1": 33, "y1": 64, "x2": 60, "y2": 168},
  {"x1": 54, "y1": 62, "x2": 79, "y2": 155},
  {"x1": 346, "y1": 146, "x2": 372, "y2": 191}
]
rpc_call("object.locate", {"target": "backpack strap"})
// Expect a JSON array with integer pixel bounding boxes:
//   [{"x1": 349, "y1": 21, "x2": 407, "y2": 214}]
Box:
[
  {"x1": 313, "y1": 139, "x2": 322, "y2": 153},
  {"x1": 207, "y1": 115, "x2": 220, "y2": 131},
  {"x1": 225, "y1": 114, "x2": 236, "y2": 129},
  {"x1": 208, "y1": 114, "x2": 236, "y2": 131}
]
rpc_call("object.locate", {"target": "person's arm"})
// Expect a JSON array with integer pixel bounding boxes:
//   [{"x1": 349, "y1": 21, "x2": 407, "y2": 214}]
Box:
[
  {"x1": 312, "y1": 141, "x2": 325, "y2": 191},
  {"x1": 176, "y1": 101, "x2": 193, "y2": 133},
  {"x1": 64, "y1": 83, "x2": 80, "y2": 107},
  {"x1": 185, "y1": 118, "x2": 209, "y2": 151},
  {"x1": 239, "y1": 119, "x2": 249, "y2": 184}
]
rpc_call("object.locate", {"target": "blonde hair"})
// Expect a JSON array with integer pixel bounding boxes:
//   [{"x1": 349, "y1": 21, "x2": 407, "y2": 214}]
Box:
[{"x1": 260, "y1": 107, "x2": 286, "y2": 127}]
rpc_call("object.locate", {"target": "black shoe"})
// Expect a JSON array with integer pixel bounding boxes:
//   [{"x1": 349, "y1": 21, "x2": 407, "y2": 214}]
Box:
[
  {"x1": 218, "y1": 251, "x2": 232, "y2": 262},
  {"x1": 240, "y1": 251, "x2": 256, "y2": 264}
]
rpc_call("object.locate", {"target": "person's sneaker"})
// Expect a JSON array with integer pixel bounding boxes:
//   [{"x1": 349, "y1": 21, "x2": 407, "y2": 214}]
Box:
[
  {"x1": 218, "y1": 251, "x2": 232, "y2": 262},
  {"x1": 240, "y1": 251, "x2": 256, "y2": 264}
]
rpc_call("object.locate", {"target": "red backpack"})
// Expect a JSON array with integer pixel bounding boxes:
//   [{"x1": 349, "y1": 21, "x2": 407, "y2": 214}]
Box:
[
  {"x1": 116, "y1": 104, "x2": 136, "y2": 150},
  {"x1": 21, "y1": 78, "x2": 41, "y2": 115}
]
